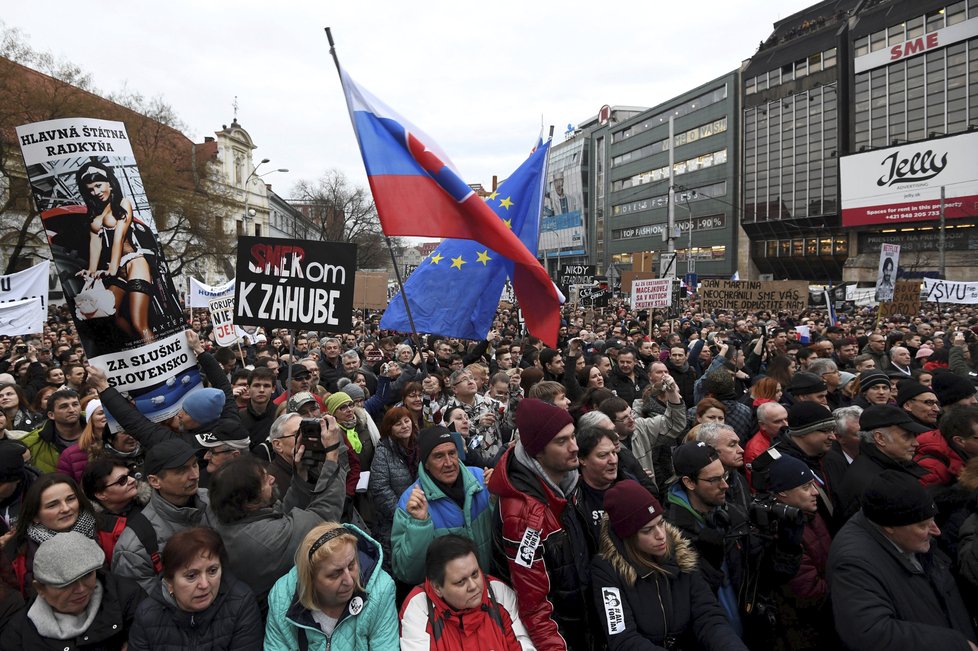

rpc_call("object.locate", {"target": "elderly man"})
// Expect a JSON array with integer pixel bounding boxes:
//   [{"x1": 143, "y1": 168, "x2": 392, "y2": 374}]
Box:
[
  {"x1": 786, "y1": 372, "x2": 829, "y2": 408},
  {"x1": 744, "y1": 401, "x2": 788, "y2": 485},
  {"x1": 809, "y1": 358, "x2": 846, "y2": 410},
  {"x1": 836, "y1": 405, "x2": 929, "y2": 520},
  {"x1": 887, "y1": 346, "x2": 914, "y2": 377},
  {"x1": 829, "y1": 471, "x2": 977, "y2": 651},
  {"x1": 696, "y1": 422, "x2": 748, "y2": 512}
]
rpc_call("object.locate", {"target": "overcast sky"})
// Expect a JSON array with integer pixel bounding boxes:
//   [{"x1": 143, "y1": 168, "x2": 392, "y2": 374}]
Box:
[{"x1": 5, "y1": 1, "x2": 814, "y2": 196}]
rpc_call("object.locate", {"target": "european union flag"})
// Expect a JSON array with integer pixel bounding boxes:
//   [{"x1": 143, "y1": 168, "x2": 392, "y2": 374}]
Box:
[{"x1": 381, "y1": 140, "x2": 550, "y2": 340}]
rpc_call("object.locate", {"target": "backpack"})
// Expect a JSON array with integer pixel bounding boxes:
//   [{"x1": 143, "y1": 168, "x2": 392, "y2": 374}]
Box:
[{"x1": 124, "y1": 511, "x2": 162, "y2": 574}]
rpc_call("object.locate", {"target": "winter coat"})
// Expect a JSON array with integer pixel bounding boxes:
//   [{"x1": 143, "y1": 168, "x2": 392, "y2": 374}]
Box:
[
  {"x1": 214, "y1": 456, "x2": 346, "y2": 602},
  {"x1": 18, "y1": 419, "x2": 71, "y2": 474},
  {"x1": 0, "y1": 465, "x2": 40, "y2": 536},
  {"x1": 112, "y1": 490, "x2": 214, "y2": 596},
  {"x1": 837, "y1": 441, "x2": 927, "y2": 521},
  {"x1": 771, "y1": 435, "x2": 840, "y2": 533},
  {"x1": 666, "y1": 359, "x2": 700, "y2": 409},
  {"x1": 828, "y1": 510, "x2": 976, "y2": 651},
  {"x1": 915, "y1": 429, "x2": 966, "y2": 487},
  {"x1": 391, "y1": 464, "x2": 492, "y2": 586},
  {"x1": 57, "y1": 442, "x2": 90, "y2": 482},
  {"x1": 590, "y1": 518, "x2": 747, "y2": 651},
  {"x1": 369, "y1": 437, "x2": 418, "y2": 568},
  {"x1": 238, "y1": 402, "x2": 276, "y2": 449},
  {"x1": 399, "y1": 577, "x2": 533, "y2": 651},
  {"x1": 0, "y1": 570, "x2": 145, "y2": 651},
  {"x1": 627, "y1": 400, "x2": 688, "y2": 490},
  {"x1": 744, "y1": 429, "x2": 775, "y2": 488},
  {"x1": 487, "y1": 447, "x2": 593, "y2": 651},
  {"x1": 264, "y1": 525, "x2": 399, "y2": 651},
  {"x1": 128, "y1": 574, "x2": 262, "y2": 651},
  {"x1": 606, "y1": 367, "x2": 650, "y2": 406}
]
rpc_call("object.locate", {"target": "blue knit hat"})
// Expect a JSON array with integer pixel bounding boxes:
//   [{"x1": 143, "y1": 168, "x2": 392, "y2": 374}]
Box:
[{"x1": 181, "y1": 388, "x2": 225, "y2": 424}]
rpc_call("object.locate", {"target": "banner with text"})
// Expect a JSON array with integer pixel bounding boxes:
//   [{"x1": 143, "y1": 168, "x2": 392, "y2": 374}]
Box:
[
  {"x1": 879, "y1": 280, "x2": 922, "y2": 318},
  {"x1": 699, "y1": 279, "x2": 808, "y2": 313},
  {"x1": 0, "y1": 298, "x2": 44, "y2": 336},
  {"x1": 923, "y1": 278, "x2": 978, "y2": 304},
  {"x1": 632, "y1": 278, "x2": 674, "y2": 310},
  {"x1": 234, "y1": 237, "x2": 357, "y2": 332},
  {"x1": 0, "y1": 261, "x2": 49, "y2": 323},
  {"x1": 16, "y1": 118, "x2": 201, "y2": 430},
  {"x1": 189, "y1": 277, "x2": 235, "y2": 308}
]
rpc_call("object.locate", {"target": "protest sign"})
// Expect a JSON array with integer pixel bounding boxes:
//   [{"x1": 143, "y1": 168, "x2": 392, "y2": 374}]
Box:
[
  {"x1": 234, "y1": 237, "x2": 357, "y2": 332},
  {"x1": 0, "y1": 298, "x2": 43, "y2": 336},
  {"x1": 878, "y1": 280, "x2": 922, "y2": 318},
  {"x1": 846, "y1": 285, "x2": 879, "y2": 306},
  {"x1": 354, "y1": 271, "x2": 389, "y2": 310},
  {"x1": 632, "y1": 278, "x2": 674, "y2": 310},
  {"x1": 923, "y1": 278, "x2": 978, "y2": 304},
  {"x1": 208, "y1": 297, "x2": 237, "y2": 347},
  {"x1": 16, "y1": 117, "x2": 199, "y2": 430},
  {"x1": 0, "y1": 261, "x2": 49, "y2": 323},
  {"x1": 189, "y1": 277, "x2": 235, "y2": 308},
  {"x1": 874, "y1": 244, "x2": 899, "y2": 302},
  {"x1": 699, "y1": 279, "x2": 808, "y2": 313}
]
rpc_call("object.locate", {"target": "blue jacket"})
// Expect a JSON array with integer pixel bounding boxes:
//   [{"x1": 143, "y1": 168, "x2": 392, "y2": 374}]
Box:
[
  {"x1": 390, "y1": 464, "x2": 493, "y2": 585},
  {"x1": 264, "y1": 525, "x2": 398, "y2": 651}
]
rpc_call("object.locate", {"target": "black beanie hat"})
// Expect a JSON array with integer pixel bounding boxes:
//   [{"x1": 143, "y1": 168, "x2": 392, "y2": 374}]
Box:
[
  {"x1": 932, "y1": 370, "x2": 977, "y2": 407},
  {"x1": 788, "y1": 372, "x2": 826, "y2": 396},
  {"x1": 418, "y1": 426, "x2": 456, "y2": 463},
  {"x1": 895, "y1": 381, "x2": 932, "y2": 407},
  {"x1": 787, "y1": 402, "x2": 835, "y2": 437}
]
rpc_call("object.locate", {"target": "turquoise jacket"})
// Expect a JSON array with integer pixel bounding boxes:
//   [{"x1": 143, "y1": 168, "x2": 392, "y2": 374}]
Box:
[
  {"x1": 390, "y1": 464, "x2": 493, "y2": 586},
  {"x1": 264, "y1": 524, "x2": 398, "y2": 651}
]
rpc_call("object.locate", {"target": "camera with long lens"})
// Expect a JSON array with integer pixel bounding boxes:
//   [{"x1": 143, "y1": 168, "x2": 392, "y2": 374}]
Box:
[{"x1": 748, "y1": 498, "x2": 804, "y2": 530}]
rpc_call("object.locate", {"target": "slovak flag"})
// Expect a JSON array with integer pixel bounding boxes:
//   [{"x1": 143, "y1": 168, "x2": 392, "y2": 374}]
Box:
[{"x1": 338, "y1": 65, "x2": 560, "y2": 346}]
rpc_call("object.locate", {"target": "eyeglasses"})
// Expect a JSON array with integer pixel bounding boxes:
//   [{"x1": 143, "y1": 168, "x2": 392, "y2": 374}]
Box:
[
  {"x1": 696, "y1": 470, "x2": 730, "y2": 485},
  {"x1": 405, "y1": 392, "x2": 423, "y2": 399},
  {"x1": 452, "y1": 376, "x2": 473, "y2": 386},
  {"x1": 336, "y1": 402, "x2": 355, "y2": 411},
  {"x1": 102, "y1": 472, "x2": 133, "y2": 489},
  {"x1": 911, "y1": 398, "x2": 940, "y2": 407},
  {"x1": 614, "y1": 411, "x2": 635, "y2": 423},
  {"x1": 208, "y1": 448, "x2": 237, "y2": 457}
]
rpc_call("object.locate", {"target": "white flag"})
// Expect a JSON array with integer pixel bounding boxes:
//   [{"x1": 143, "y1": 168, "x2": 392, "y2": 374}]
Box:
[
  {"x1": 0, "y1": 261, "x2": 49, "y2": 321},
  {"x1": 189, "y1": 277, "x2": 235, "y2": 308},
  {"x1": 0, "y1": 297, "x2": 44, "y2": 336}
]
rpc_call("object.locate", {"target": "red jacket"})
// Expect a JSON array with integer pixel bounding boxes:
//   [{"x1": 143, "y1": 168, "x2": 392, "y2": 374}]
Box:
[
  {"x1": 487, "y1": 447, "x2": 592, "y2": 651},
  {"x1": 914, "y1": 429, "x2": 964, "y2": 487},
  {"x1": 744, "y1": 429, "x2": 774, "y2": 490},
  {"x1": 399, "y1": 577, "x2": 524, "y2": 650}
]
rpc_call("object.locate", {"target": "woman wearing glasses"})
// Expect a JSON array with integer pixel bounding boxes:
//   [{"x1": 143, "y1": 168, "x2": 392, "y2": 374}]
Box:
[
  {"x1": 591, "y1": 479, "x2": 747, "y2": 650},
  {"x1": 82, "y1": 458, "x2": 149, "y2": 517}
]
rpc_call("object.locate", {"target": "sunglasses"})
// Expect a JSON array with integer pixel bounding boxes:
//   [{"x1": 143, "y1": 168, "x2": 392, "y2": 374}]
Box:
[{"x1": 102, "y1": 472, "x2": 134, "y2": 490}]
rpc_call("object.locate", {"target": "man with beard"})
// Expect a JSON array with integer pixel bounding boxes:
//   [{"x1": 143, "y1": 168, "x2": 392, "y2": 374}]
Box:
[
  {"x1": 488, "y1": 399, "x2": 594, "y2": 651},
  {"x1": 606, "y1": 347, "x2": 650, "y2": 406},
  {"x1": 836, "y1": 337, "x2": 860, "y2": 372}
]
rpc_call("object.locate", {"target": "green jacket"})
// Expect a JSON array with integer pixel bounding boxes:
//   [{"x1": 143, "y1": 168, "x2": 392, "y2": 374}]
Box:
[
  {"x1": 19, "y1": 421, "x2": 63, "y2": 474},
  {"x1": 264, "y1": 525, "x2": 398, "y2": 651},
  {"x1": 390, "y1": 463, "x2": 493, "y2": 585}
]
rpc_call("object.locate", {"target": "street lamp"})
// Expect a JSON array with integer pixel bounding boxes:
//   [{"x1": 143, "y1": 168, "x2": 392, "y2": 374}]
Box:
[{"x1": 242, "y1": 160, "x2": 289, "y2": 234}]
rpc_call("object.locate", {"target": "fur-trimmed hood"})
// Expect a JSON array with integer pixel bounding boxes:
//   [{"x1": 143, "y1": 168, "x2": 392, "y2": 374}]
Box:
[{"x1": 597, "y1": 516, "x2": 697, "y2": 587}]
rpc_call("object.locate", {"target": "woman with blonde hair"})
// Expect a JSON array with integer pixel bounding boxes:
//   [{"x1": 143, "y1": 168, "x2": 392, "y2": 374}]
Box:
[{"x1": 265, "y1": 522, "x2": 398, "y2": 649}]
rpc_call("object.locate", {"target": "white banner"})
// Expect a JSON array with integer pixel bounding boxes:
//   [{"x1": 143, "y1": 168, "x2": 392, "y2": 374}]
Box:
[
  {"x1": 875, "y1": 244, "x2": 899, "y2": 302},
  {"x1": 0, "y1": 261, "x2": 49, "y2": 321},
  {"x1": 846, "y1": 286, "x2": 879, "y2": 307},
  {"x1": 208, "y1": 297, "x2": 238, "y2": 347},
  {"x1": 923, "y1": 277, "x2": 978, "y2": 304},
  {"x1": 0, "y1": 297, "x2": 44, "y2": 336},
  {"x1": 632, "y1": 278, "x2": 673, "y2": 309},
  {"x1": 189, "y1": 277, "x2": 235, "y2": 308}
]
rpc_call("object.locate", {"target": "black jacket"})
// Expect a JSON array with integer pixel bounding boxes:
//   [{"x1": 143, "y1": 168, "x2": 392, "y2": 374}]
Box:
[
  {"x1": 836, "y1": 441, "x2": 927, "y2": 522},
  {"x1": 828, "y1": 510, "x2": 976, "y2": 651},
  {"x1": 771, "y1": 435, "x2": 841, "y2": 533},
  {"x1": 590, "y1": 519, "x2": 748, "y2": 651},
  {"x1": 238, "y1": 402, "x2": 275, "y2": 449},
  {"x1": 665, "y1": 360, "x2": 699, "y2": 408},
  {"x1": 128, "y1": 574, "x2": 262, "y2": 651},
  {"x1": 606, "y1": 367, "x2": 650, "y2": 406},
  {"x1": 0, "y1": 571, "x2": 144, "y2": 651}
]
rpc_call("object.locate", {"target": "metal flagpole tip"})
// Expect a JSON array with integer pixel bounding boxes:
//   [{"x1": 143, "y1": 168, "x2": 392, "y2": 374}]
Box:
[{"x1": 324, "y1": 27, "x2": 335, "y2": 47}]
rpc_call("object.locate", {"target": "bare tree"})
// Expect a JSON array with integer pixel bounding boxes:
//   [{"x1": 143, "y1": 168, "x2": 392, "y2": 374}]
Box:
[
  {"x1": 0, "y1": 22, "x2": 232, "y2": 276},
  {"x1": 291, "y1": 169, "x2": 398, "y2": 269}
]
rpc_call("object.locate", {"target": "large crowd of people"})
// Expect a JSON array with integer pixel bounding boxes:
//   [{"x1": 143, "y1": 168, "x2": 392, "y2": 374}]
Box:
[{"x1": 0, "y1": 296, "x2": 977, "y2": 650}]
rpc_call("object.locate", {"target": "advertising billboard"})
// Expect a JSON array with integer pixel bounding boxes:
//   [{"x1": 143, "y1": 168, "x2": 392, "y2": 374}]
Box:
[
  {"x1": 541, "y1": 139, "x2": 586, "y2": 257},
  {"x1": 840, "y1": 131, "x2": 978, "y2": 227}
]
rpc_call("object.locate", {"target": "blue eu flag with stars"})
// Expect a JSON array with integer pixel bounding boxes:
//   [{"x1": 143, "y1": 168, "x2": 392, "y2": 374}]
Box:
[{"x1": 381, "y1": 140, "x2": 550, "y2": 339}]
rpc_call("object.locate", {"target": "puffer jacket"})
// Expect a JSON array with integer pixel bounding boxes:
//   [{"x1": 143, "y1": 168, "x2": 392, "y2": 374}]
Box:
[
  {"x1": 57, "y1": 442, "x2": 90, "y2": 482},
  {"x1": 399, "y1": 577, "x2": 532, "y2": 650},
  {"x1": 391, "y1": 463, "x2": 492, "y2": 585},
  {"x1": 915, "y1": 429, "x2": 966, "y2": 487},
  {"x1": 18, "y1": 420, "x2": 69, "y2": 474},
  {"x1": 368, "y1": 437, "x2": 418, "y2": 568},
  {"x1": 591, "y1": 518, "x2": 747, "y2": 650},
  {"x1": 112, "y1": 489, "x2": 214, "y2": 596},
  {"x1": 128, "y1": 573, "x2": 262, "y2": 651},
  {"x1": 0, "y1": 570, "x2": 145, "y2": 651},
  {"x1": 488, "y1": 446, "x2": 592, "y2": 651},
  {"x1": 264, "y1": 525, "x2": 399, "y2": 650}
]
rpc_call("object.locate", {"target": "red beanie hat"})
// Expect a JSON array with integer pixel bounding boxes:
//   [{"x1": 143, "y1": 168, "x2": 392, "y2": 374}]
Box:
[
  {"x1": 516, "y1": 398, "x2": 574, "y2": 457},
  {"x1": 603, "y1": 479, "x2": 663, "y2": 539}
]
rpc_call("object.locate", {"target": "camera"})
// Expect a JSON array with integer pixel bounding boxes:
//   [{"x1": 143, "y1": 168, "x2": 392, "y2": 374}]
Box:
[
  {"x1": 15, "y1": 345, "x2": 27, "y2": 355},
  {"x1": 300, "y1": 418, "x2": 324, "y2": 453},
  {"x1": 748, "y1": 497, "x2": 804, "y2": 530}
]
